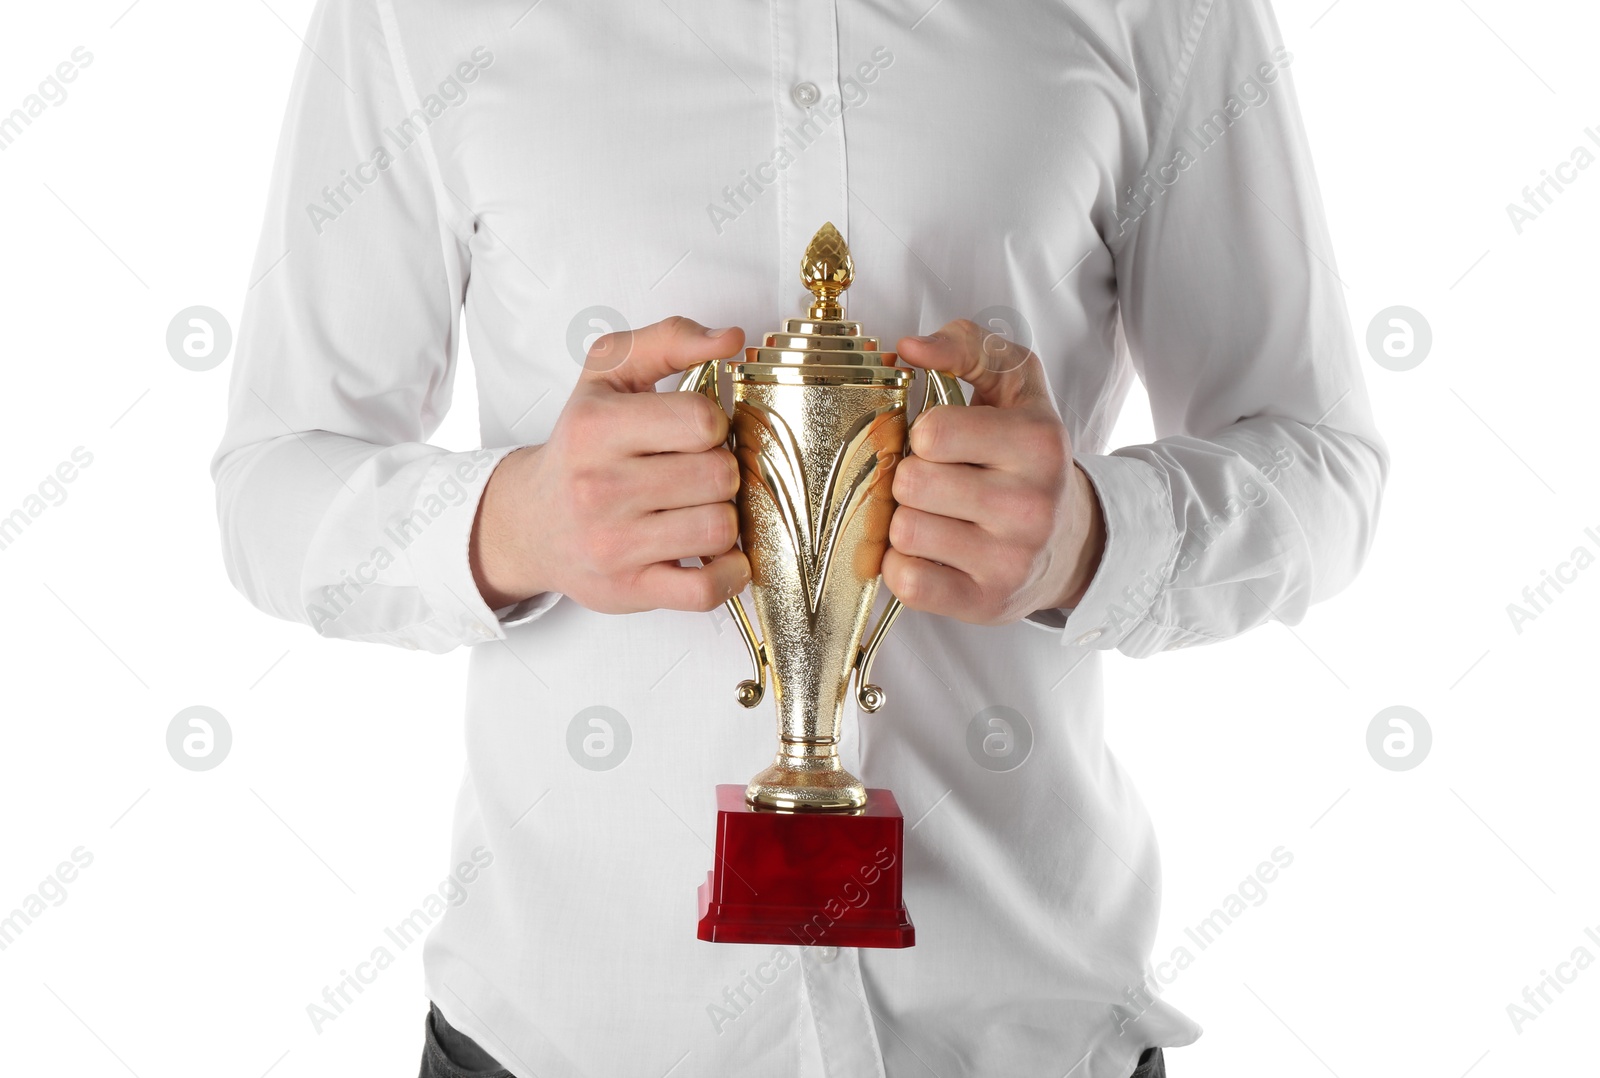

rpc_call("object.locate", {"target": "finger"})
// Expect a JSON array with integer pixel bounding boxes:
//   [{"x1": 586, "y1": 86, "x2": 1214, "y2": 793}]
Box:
[
  {"x1": 631, "y1": 502, "x2": 740, "y2": 565},
  {"x1": 896, "y1": 318, "x2": 1050, "y2": 408},
  {"x1": 907, "y1": 404, "x2": 1067, "y2": 470},
  {"x1": 887, "y1": 506, "x2": 989, "y2": 577},
  {"x1": 578, "y1": 315, "x2": 746, "y2": 394},
  {"x1": 624, "y1": 448, "x2": 739, "y2": 511},
  {"x1": 892, "y1": 455, "x2": 1011, "y2": 524},
  {"x1": 573, "y1": 390, "x2": 730, "y2": 456},
  {"x1": 635, "y1": 549, "x2": 751, "y2": 613},
  {"x1": 881, "y1": 548, "x2": 983, "y2": 618}
]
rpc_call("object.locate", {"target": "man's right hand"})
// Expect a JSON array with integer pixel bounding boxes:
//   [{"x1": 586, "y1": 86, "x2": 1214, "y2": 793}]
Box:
[{"x1": 469, "y1": 316, "x2": 750, "y2": 614}]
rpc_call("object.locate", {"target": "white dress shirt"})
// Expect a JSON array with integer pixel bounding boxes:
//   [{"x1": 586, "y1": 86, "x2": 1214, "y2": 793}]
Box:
[{"x1": 212, "y1": 0, "x2": 1387, "y2": 1074}]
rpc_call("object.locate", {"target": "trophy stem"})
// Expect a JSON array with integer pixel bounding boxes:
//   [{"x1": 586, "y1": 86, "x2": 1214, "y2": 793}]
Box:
[{"x1": 746, "y1": 738, "x2": 867, "y2": 812}]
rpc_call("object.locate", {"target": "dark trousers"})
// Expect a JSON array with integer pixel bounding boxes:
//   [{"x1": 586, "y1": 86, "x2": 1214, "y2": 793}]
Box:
[
  {"x1": 419, "y1": 1003, "x2": 1167, "y2": 1077},
  {"x1": 419, "y1": 1004, "x2": 511, "y2": 1077}
]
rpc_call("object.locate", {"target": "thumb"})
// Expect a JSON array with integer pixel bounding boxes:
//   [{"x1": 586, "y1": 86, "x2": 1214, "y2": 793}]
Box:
[
  {"x1": 896, "y1": 318, "x2": 1050, "y2": 409},
  {"x1": 578, "y1": 316, "x2": 745, "y2": 394}
]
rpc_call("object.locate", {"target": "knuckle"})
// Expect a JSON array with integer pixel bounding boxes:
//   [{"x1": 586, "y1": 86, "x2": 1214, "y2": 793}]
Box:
[
  {"x1": 563, "y1": 397, "x2": 616, "y2": 452},
  {"x1": 661, "y1": 314, "x2": 695, "y2": 336},
  {"x1": 713, "y1": 448, "x2": 740, "y2": 498},
  {"x1": 1026, "y1": 418, "x2": 1068, "y2": 467},
  {"x1": 588, "y1": 331, "x2": 627, "y2": 366},
  {"x1": 568, "y1": 467, "x2": 611, "y2": 513},
  {"x1": 572, "y1": 467, "x2": 601, "y2": 508},
  {"x1": 888, "y1": 507, "x2": 914, "y2": 550},
  {"x1": 980, "y1": 336, "x2": 1017, "y2": 372},
  {"x1": 910, "y1": 411, "x2": 943, "y2": 457},
  {"x1": 695, "y1": 453, "x2": 726, "y2": 498},
  {"x1": 706, "y1": 504, "x2": 738, "y2": 551},
  {"x1": 685, "y1": 395, "x2": 725, "y2": 448},
  {"x1": 949, "y1": 318, "x2": 982, "y2": 342},
  {"x1": 563, "y1": 394, "x2": 602, "y2": 431},
  {"x1": 979, "y1": 481, "x2": 1015, "y2": 521},
  {"x1": 689, "y1": 573, "x2": 724, "y2": 612},
  {"x1": 893, "y1": 562, "x2": 926, "y2": 608},
  {"x1": 892, "y1": 457, "x2": 923, "y2": 504}
]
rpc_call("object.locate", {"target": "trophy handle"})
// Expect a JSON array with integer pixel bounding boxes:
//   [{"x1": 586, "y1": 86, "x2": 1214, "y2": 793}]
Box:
[
  {"x1": 676, "y1": 358, "x2": 769, "y2": 709},
  {"x1": 853, "y1": 367, "x2": 968, "y2": 713}
]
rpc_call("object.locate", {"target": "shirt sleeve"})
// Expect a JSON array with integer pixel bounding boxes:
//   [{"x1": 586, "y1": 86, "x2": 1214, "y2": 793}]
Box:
[
  {"x1": 1029, "y1": 0, "x2": 1389, "y2": 656},
  {"x1": 210, "y1": 0, "x2": 555, "y2": 654}
]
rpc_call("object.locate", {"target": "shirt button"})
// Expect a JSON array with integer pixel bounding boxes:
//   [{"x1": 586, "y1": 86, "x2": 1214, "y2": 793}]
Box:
[
  {"x1": 1165, "y1": 640, "x2": 1187, "y2": 651},
  {"x1": 1074, "y1": 628, "x2": 1104, "y2": 646},
  {"x1": 817, "y1": 946, "x2": 839, "y2": 963},
  {"x1": 791, "y1": 81, "x2": 820, "y2": 108}
]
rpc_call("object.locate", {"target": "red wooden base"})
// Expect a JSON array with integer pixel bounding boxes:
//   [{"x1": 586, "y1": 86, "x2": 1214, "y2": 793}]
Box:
[{"x1": 696, "y1": 784, "x2": 915, "y2": 948}]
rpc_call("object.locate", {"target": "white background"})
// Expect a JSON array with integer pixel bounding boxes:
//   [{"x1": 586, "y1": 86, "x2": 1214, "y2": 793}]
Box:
[{"x1": 1, "y1": 0, "x2": 1596, "y2": 1075}]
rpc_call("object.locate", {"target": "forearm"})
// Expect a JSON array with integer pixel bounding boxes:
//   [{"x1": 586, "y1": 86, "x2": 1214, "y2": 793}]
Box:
[
  {"x1": 1080, "y1": 415, "x2": 1388, "y2": 655},
  {"x1": 215, "y1": 431, "x2": 517, "y2": 652}
]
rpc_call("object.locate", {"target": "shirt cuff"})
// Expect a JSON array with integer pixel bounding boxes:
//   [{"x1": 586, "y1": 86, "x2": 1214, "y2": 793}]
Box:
[
  {"x1": 1022, "y1": 451, "x2": 1180, "y2": 654},
  {"x1": 404, "y1": 446, "x2": 561, "y2": 652},
  {"x1": 491, "y1": 590, "x2": 562, "y2": 628}
]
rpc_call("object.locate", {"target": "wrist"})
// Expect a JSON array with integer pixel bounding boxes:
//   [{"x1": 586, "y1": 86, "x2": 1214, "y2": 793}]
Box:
[
  {"x1": 1046, "y1": 463, "x2": 1106, "y2": 611},
  {"x1": 470, "y1": 445, "x2": 550, "y2": 609}
]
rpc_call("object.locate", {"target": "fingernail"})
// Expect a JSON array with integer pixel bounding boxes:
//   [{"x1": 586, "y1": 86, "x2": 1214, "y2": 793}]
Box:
[
  {"x1": 909, "y1": 334, "x2": 937, "y2": 343},
  {"x1": 706, "y1": 325, "x2": 736, "y2": 337}
]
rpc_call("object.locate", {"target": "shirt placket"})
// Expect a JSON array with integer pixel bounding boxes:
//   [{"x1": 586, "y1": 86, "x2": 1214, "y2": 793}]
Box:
[
  {"x1": 770, "y1": 2, "x2": 883, "y2": 1076},
  {"x1": 799, "y1": 944, "x2": 888, "y2": 1078},
  {"x1": 771, "y1": 0, "x2": 851, "y2": 321}
]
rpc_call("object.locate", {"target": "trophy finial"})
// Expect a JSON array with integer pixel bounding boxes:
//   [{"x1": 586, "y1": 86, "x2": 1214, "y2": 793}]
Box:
[{"x1": 801, "y1": 221, "x2": 854, "y2": 321}]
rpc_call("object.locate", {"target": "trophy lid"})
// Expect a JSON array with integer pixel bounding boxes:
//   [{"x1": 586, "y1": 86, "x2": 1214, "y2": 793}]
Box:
[{"x1": 738, "y1": 223, "x2": 910, "y2": 386}]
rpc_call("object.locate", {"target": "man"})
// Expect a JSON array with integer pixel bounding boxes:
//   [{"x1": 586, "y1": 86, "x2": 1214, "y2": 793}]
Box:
[{"x1": 213, "y1": 0, "x2": 1386, "y2": 1074}]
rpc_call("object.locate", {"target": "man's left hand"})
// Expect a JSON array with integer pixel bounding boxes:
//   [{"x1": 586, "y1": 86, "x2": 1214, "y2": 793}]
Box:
[{"x1": 884, "y1": 318, "x2": 1106, "y2": 626}]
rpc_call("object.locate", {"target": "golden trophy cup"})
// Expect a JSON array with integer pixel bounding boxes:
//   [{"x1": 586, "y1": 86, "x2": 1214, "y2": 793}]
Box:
[{"x1": 683, "y1": 223, "x2": 964, "y2": 947}]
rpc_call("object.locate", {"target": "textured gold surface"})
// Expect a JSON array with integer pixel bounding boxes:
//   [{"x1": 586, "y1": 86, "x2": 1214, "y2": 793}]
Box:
[{"x1": 734, "y1": 380, "x2": 904, "y2": 810}]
